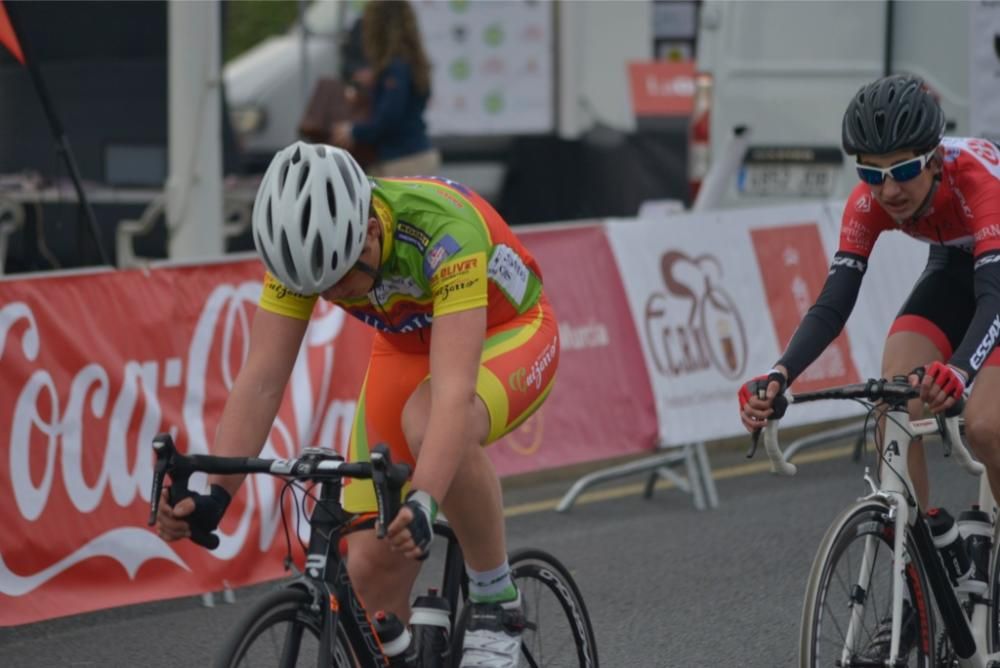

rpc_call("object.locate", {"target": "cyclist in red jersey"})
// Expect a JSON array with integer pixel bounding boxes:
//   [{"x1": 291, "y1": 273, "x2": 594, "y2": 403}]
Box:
[{"x1": 738, "y1": 74, "x2": 1000, "y2": 511}]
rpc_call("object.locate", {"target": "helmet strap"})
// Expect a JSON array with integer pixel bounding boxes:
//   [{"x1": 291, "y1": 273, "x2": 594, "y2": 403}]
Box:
[
  {"x1": 354, "y1": 259, "x2": 383, "y2": 291},
  {"x1": 904, "y1": 172, "x2": 941, "y2": 225}
]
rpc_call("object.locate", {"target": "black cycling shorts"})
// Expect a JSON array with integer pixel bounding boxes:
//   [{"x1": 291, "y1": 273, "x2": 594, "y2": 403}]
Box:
[{"x1": 889, "y1": 246, "x2": 976, "y2": 358}]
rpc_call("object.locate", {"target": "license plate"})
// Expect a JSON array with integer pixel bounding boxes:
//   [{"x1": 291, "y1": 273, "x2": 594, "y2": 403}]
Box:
[{"x1": 737, "y1": 164, "x2": 839, "y2": 197}]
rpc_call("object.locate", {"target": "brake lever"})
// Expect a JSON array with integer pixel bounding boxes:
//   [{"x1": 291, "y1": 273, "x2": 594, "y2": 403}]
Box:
[{"x1": 149, "y1": 432, "x2": 220, "y2": 550}]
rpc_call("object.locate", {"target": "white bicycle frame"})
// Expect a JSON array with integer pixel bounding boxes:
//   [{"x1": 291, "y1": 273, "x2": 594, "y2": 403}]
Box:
[{"x1": 763, "y1": 400, "x2": 999, "y2": 667}]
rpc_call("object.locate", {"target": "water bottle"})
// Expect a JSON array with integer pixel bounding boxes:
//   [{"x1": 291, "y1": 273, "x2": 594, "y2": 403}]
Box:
[
  {"x1": 958, "y1": 506, "x2": 992, "y2": 597},
  {"x1": 373, "y1": 610, "x2": 415, "y2": 667},
  {"x1": 410, "y1": 588, "x2": 452, "y2": 668},
  {"x1": 927, "y1": 507, "x2": 981, "y2": 595}
]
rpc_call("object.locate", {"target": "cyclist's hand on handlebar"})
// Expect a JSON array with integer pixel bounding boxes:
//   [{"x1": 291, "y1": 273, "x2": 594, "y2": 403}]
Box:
[
  {"x1": 909, "y1": 361, "x2": 966, "y2": 415},
  {"x1": 738, "y1": 368, "x2": 788, "y2": 432},
  {"x1": 386, "y1": 490, "x2": 437, "y2": 561},
  {"x1": 154, "y1": 484, "x2": 231, "y2": 545}
]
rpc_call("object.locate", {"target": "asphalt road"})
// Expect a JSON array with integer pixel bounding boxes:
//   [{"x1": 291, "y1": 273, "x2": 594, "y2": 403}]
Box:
[{"x1": 0, "y1": 434, "x2": 982, "y2": 667}]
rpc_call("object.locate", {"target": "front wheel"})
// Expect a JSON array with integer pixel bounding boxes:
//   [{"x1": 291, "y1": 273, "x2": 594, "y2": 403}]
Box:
[
  {"x1": 214, "y1": 587, "x2": 358, "y2": 667},
  {"x1": 509, "y1": 547, "x2": 599, "y2": 668},
  {"x1": 799, "y1": 501, "x2": 935, "y2": 667}
]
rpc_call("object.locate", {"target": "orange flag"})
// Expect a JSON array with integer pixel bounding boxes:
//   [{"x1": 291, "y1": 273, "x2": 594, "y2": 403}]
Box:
[{"x1": 0, "y1": 0, "x2": 25, "y2": 65}]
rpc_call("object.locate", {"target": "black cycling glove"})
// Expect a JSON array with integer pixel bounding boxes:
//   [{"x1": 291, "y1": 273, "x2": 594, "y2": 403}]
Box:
[
  {"x1": 171, "y1": 483, "x2": 231, "y2": 548},
  {"x1": 403, "y1": 489, "x2": 437, "y2": 561}
]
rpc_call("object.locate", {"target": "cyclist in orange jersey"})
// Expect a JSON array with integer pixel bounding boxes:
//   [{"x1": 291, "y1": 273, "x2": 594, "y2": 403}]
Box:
[{"x1": 156, "y1": 141, "x2": 559, "y2": 668}]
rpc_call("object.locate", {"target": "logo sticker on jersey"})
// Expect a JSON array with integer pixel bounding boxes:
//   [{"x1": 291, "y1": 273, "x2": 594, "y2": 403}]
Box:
[
  {"x1": 854, "y1": 194, "x2": 871, "y2": 213},
  {"x1": 971, "y1": 314, "x2": 1000, "y2": 370},
  {"x1": 424, "y1": 235, "x2": 461, "y2": 278},
  {"x1": 371, "y1": 275, "x2": 424, "y2": 303},
  {"x1": 488, "y1": 244, "x2": 531, "y2": 306},
  {"x1": 396, "y1": 220, "x2": 430, "y2": 253}
]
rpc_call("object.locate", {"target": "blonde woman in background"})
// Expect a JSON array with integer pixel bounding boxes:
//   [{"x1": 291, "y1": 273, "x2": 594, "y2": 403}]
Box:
[{"x1": 333, "y1": 0, "x2": 441, "y2": 177}]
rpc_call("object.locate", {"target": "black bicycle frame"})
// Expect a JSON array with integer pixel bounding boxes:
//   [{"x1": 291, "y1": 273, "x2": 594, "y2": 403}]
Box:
[
  {"x1": 910, "y1": 512, "x2": 977, "y2": 659},
  {"x1": 305, "y1": 476, "x2": 386, "y2": 666}
]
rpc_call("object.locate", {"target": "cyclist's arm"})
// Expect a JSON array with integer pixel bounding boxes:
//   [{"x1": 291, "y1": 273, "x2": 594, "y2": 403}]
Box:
[
  {"x1": 409, "y1": 306, "x2": 487, "y2": 503},
  {"x1": 207, "y1": 308, "x2": 310, "y2": 496},
  {"x1": 947, "y1": 250, "x2": 1000, "y2": 380},
  {"x1": 776, "y1": 251, "x2": 868, "y2": 384}
]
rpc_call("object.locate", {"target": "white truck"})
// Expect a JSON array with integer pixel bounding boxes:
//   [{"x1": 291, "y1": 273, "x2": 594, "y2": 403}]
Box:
[{"x1": 693, "y1": 0, "x2": 974, "y2": 210}]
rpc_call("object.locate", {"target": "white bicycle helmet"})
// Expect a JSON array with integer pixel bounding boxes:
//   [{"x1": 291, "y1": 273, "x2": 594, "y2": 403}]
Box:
[{"x1": 252, "y1": 141, "x2": 372, "y2": 294}]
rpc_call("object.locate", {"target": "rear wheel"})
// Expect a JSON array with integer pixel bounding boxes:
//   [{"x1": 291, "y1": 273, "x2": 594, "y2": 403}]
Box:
[
  {"x1": 800, "y1": 501, "x2": 935, "y2": 667},
  {"x1": 215, "y1": 587, "x2": 358, "y2": 667}
]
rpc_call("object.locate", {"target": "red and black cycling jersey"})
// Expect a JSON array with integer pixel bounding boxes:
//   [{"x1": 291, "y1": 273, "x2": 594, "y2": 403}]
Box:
[{"x1": 777, "y1": 137, "x2": 1000, "y2": 383}]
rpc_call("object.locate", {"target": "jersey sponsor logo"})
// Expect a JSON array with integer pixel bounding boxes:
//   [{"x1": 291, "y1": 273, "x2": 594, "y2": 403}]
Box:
[
  {"x1": 975, "y1": 226, "x2": 1000, "y2": 246},
  {"x1": 969, "y1": 138, "x2": 1000, "y2": 166},
  {"x1": 371, "y1": 275, "x2": 425, "y2": 303},
  {"x1": 829, "y1": 255, "x2": 867, "y2": 274},
  {"x1": 842, "y1": 218, "x2": 876, "y2": 254},
  {"x1": 854, "y1": 194, "x2": 871, "y2": 212},
  {"x1": 508, "y1": 335, "x2": 559, "y2": 393},
  {"x1": 353, "y1": 309, "x2": 433, "y2": 333},
  {"x1": 395, "y1": 220, "x2": 430, "y2": 253},
  {"x1": 944, "y1": 145, "x2": 962, "y2": 163},
  {"x1": 487, "y1": 244, "x2": 530, "y2": 305},
  {"x1": 436, "y1": 256, "x2": 479, "y2": 280},
  {"x1": 264, "y1": 275, "x2": 309, "y2": 301},
  {"x1": 424, "y1": 235, "x2": 461, "y2": 278},
  {"x1": 974, "y1": 252, "x2": 1000, "y2": 270},
  {"x1": 433, "y1": 277, "x2": 480, "y2": 302},
  {"x1": 971, "y1": 314, "x2": 1000, "y2": 370}
]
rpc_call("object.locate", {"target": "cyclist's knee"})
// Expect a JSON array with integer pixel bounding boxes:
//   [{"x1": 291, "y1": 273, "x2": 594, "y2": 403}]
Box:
[{"x1": 963, "y1": 407, "x2": 1000, "y2": 461}]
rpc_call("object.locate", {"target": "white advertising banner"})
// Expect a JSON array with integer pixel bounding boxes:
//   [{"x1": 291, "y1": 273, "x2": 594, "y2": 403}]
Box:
[
  {"x1": 606, "y1": 202, "x2": 927, "y2": 445},
  {"x1": 970, "y1": 1, "x2": 1000, "y2": 143}
]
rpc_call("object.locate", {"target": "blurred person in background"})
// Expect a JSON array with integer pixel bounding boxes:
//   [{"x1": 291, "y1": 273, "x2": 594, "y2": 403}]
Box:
[
  {"x1": 333, "y1": 0, "x2": 440, "y2": 177},
  {"x1": 738, "y1": 74, "x2": 1000, "y2": 660},
  {"x1": 156, "y1": 142, "x2": 554, "y2": 667}
]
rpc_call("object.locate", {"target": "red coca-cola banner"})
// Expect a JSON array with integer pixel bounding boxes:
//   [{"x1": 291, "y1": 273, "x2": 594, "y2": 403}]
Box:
[{"x1": 0, "y1": 224, "x2": 657, "y2": 626}]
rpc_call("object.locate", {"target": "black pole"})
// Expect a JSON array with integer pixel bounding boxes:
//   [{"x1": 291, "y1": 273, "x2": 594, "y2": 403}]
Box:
[
  {"x1": 4, "y1": 1, "x2": 112, "y2": 267},
  {"x1": 883, "y1": 0, "x2": 895, "y2": 77}
]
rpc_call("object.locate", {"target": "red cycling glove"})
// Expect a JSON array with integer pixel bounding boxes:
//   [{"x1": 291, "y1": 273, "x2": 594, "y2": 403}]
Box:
[
  {"x1": 922, "y1": 361, "x2": 967, "y2": 400},
  {"x1": 738, "y1": 369, "x2": 788, "y2": 410}
]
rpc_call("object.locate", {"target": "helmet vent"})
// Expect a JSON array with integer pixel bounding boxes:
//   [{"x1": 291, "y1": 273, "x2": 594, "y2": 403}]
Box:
[
  {"x1": 280, "y1": 231, "x2": 299, "y2": 286},
  {"x1": 344, "y1": 221, "x2": 355, "y2": 260},
  {"x1": 873, "y1": 110, "x2": 886, "y2": 140},
  {"x1": 311, "y1": 237, "x2": 324, "y2": 279},
  {"x1": 315, "y1": 145, "x2": 326, "y2": 158},
  {"x1": 331, "y1": 250, "x2": 339, "y2": 272},
  {"x1": 301, "y1": 199, "x2": 312, "y2": 239},
  {"x1": 298, "y1": 161, "x2": 311, "y2": 195},
  {"x1": 326, "y1": 180, "x2": 337, "y2": 220},
  {"x1": 291, "y1": 146, "x2": 301, "y2": 163},
  {"x1": 334, "y1": 153, "x2": 356, "y2": 203},
  {"x1": 266, "y1": 201, "x2": 275, "y2": 238},
  {"x1": 278, "y1": 161, "x2": 290, "y2": 192}
]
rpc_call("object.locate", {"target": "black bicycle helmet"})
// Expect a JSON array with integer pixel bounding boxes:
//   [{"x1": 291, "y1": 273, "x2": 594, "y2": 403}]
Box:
[{"x1": 841, "y1": 74, "x2": 946, "y2": 156}]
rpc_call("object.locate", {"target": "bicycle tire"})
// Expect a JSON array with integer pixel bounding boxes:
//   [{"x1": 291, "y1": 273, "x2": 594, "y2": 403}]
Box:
[
  {"x1": 451, "y1": 547, "x2": 598, "y2": 668},
  {"x1": 214, "y1": 587, "x2": 359, "y2": 668},
  {"x1": 988, "y1": 528, "x2": 1000, "y2": 653},
  {"x1": 799, "y1": 501, "x2": 935, "y2": 667}
]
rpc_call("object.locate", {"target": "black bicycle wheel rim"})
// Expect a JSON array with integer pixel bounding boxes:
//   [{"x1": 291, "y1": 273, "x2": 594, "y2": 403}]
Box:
[
  {"x1": 509, "y1": 547, "x2": 599, "y2": 668},
  {"x1": 215, "y1": 587, "x2": 358, "y2": 668},
  {"x1": 803, "y1": 505, "x2": 934, "y2": 667}
]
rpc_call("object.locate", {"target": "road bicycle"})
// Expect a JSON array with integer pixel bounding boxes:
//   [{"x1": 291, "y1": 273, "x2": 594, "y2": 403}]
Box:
[
  {"x1": 147, "y1": 433, "x2": 599, "y2": 667},
  {"x1": 751, "y1": 377, "x2": 1000, "y2": 667}
]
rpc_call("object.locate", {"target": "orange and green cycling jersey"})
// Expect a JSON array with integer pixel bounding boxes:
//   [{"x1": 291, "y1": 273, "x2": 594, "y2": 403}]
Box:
[{"x1": 258, "y1": 176, "x2": 544, "y2": 342}]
